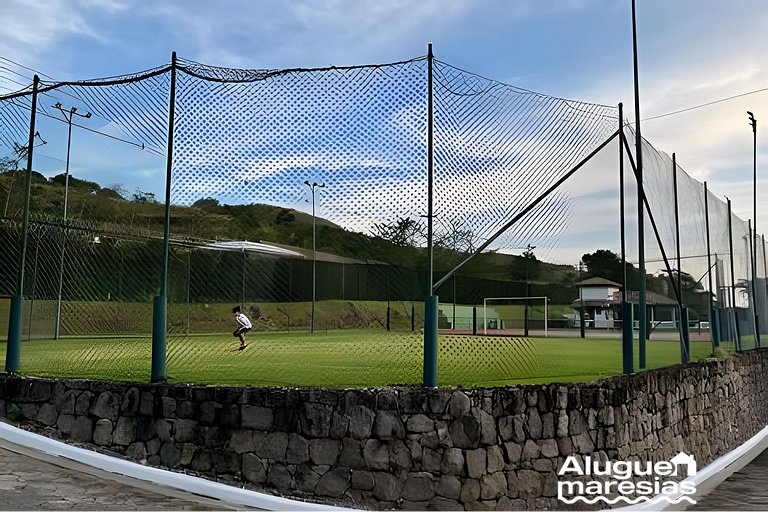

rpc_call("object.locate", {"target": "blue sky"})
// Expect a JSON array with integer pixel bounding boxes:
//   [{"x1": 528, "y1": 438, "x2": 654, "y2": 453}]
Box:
[{"x1": 2, "y1": 0, "x2": 768, "y2": 260}]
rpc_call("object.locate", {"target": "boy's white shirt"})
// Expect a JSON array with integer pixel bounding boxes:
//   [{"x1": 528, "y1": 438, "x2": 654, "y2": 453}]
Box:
[{"x1": 235, "y1": 313, "x2": 252, "y2": 329}]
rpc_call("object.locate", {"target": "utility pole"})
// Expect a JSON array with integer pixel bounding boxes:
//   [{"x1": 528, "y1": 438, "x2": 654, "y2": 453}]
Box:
[{"x1": 52, "y1": 102, "x2": 92, "y2": 340}]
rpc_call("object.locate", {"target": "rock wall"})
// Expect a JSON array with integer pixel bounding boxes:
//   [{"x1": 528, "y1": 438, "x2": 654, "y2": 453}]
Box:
[{"x1": 1, "y1": 350, "x2": 767, "y2": 510}]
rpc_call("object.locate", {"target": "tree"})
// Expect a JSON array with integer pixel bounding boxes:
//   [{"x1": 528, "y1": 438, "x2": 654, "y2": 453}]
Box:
[
  {"x1": 107, "y1": 183, "x2": 128, "y2": 199},
  {"x1": 580, "y1": 249, "x2": 639, "y2": 289},
  {"x1": 51, "y1": 173, "x2": 100, "y2": 192},
  {"x1": 191, "y1": 197, "x2": 220, "y2": 209},
  {"x1": 131, "y1": 188, "x2": 157, "y2": 204},
  {"x1": 275, "y1": 209, "x2": 295, "y2": 225},
  {"x1": 372, "y1": 216, "x2": 425, "y2": 247},
  {"x1": 1, "y1": 142, "x2": 31, "y2": 218},
  {"x1": 434, "y1": 218, "x2": 478, "y2": 253}
]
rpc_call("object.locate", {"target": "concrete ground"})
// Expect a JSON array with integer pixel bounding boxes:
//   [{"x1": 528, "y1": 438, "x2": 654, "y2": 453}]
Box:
[
  {"x1": 0, "y1": 440, "x2": 241, "y2": 511},
  {"x1": 690, "y1": 449, "x2": 768, "y2": 510}
]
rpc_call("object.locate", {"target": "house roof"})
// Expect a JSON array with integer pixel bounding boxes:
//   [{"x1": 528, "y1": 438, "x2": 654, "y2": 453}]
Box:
[
  {"x1": 624, "y1": 290, "x2": 679, "y2": 306},
  {"x1": 572, "y1": 290, "x2": 679, "y2": 307},
  {"x1": 201, "y1": 240, "x2": 305, "y2": 259},
  {"x1": 577, "y1": 277, "x2": 622, "y2": 288}
]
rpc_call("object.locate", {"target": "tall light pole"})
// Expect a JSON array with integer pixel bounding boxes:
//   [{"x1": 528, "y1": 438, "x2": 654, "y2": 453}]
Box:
[
  {"x1": 53, "y1": 102, "x2": 91, "y2": 340},
  {"x1": 748, "y1": 111, "x2": 760, "y2": 345},
  {"x1": 304, "y1": 180, "x2": 325, "y2": 334}
]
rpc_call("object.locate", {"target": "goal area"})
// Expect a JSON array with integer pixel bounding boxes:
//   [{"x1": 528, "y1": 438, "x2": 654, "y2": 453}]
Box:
[{"x1": 483, "y1": 296, "x2": 549, "y2": 337}]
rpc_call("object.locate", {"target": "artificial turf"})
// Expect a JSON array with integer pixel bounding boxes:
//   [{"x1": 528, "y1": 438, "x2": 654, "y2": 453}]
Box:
[{"x1": 0, "y1": 330, "x2": 730, "y2": 388}]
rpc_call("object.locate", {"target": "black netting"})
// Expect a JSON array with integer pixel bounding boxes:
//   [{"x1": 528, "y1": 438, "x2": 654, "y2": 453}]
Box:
[{"x1": 0, "y1": 52, "x2": 756, "y2": 386}]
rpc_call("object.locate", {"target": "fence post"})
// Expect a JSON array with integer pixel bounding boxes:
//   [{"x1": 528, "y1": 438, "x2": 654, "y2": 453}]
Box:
[
  {"x1": 680, "y1": 307, "x2": 691, "y2": 364},
  {"x1": 151, "y1": 52, "x2": 177, "y2": 383},
  {"x1": 631, "y1": 0, "x2": 647, "y2": 369},
  {"x1": 472, "y1": 306, "x2": 477, "y2": 336},
  {"x1": 622, "y1": 302, "x2": 633, "y2": 374},
  {"x1": 704, "y1": 182, "x2": 719, "y2": 348},
  {"x1": 727, "y1": 198, "x2": 741, "y2": 350},
  {"x1": 423, "y1": 42, "x2": 437, "y2": 387},
  {"x1": 618, "y1": 103, "x2": 633, "y2": 374},
  {"x1": 5, "y1": 75, "x2": 39, "y2": 374}
]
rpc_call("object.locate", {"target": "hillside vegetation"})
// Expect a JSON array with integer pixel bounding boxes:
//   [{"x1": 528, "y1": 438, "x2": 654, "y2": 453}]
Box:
[{"x1": 0, "y1": 169, "x2": 577, "y2": 284}]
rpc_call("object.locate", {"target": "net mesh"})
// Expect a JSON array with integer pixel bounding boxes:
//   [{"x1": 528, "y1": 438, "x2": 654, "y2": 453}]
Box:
[{"x1": 0, "y1": 52, "x2": 756, "y2": 386}]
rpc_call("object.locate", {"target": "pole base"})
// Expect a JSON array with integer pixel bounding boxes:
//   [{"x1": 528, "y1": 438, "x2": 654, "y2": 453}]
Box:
[
  {"x1": 423, "y1": 295, "x2": 438, "y2": 387},
  {"x1": 151, "y1": 295, "x2": 167, "y2": 383},
  {"x1": 5, "y1": 295, "x2": 23, "y2": 373}
]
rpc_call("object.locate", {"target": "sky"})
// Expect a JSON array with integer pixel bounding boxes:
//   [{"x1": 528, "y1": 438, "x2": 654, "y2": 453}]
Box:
[{"x1": 2, "y1": 0, "x2": 768, "y2": 263}]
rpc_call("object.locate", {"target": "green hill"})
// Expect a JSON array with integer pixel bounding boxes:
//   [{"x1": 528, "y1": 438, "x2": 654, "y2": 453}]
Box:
[{"x1": 0, "y1": 169, "x2": 576, "y2": 286}]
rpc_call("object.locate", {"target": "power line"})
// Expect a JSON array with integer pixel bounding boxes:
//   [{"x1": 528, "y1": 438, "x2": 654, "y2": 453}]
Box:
[
  {"x1": 6, "y1": 97, "x2": 152, "y2": 152},
  {"x1": 638, "y1": 87, "x2": 768, "y2": 123},
  {"x1": 0, "y1": 56, "x2": 55, "y2": 80}
]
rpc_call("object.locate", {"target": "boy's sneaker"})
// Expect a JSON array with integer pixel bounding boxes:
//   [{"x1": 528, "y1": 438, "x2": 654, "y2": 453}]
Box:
[{"x1": 239, "y1": 345, "x2": 247, "y2": 351}]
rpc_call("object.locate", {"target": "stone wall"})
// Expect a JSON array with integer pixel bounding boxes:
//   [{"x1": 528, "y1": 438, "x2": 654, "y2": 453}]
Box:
[{"x1": 1, "y1": 350, "x2": 767, "y2": 510}]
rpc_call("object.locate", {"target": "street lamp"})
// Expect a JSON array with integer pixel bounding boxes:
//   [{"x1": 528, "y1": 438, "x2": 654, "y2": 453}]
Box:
[
  {"x1": 304, "y1": 180, "x2": 325, "y2": 334},
  {"x1": 748, "y1": 111, "x2": 760, "y2": 345},
  {"x1": 53, "y1": 102, "x2": 91, "y2": 340}
]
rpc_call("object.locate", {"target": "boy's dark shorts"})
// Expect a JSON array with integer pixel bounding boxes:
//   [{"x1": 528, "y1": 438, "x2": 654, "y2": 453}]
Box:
[{"x1": 233, "y1": 327, "x2": 252, "y2": 337}]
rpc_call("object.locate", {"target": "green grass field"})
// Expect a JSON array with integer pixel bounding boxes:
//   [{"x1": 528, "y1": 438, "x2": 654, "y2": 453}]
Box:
[{"x1": 0, "y1": 330, "x2": 730, "y2": 388}]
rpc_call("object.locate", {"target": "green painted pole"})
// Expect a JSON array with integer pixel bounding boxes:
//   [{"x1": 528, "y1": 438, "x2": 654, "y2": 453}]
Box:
[
  {"x1": 424, "y1": 295, "x2": 438, "y2": 387},
  {"x1": 5, "y1": 75, "x2": 39, "y2": 374},
  {"x1": 632, "y1": 0, "x2": 647, "y2": 369},
  {"x1": 704, "y1": 182, "x2": 719, "y2": 348},
  {"x1": 423, "y1": 42, "x2": 438, "y2": 387},
  {"x1": 151, "y1": 52, "x2": 177, "y2": 383},
  {"x1": 681, "y1": 307, "x2": 691, "y2": 364},
  {"x1": 622, "y1": 302, "x2": 633, "y2": 374},
  {"x1": 619, "y1": 103, "x2": 632, "y2": 375},
  {"x1": 727, "y1": 198, "x2": 740, "y2": 350}
]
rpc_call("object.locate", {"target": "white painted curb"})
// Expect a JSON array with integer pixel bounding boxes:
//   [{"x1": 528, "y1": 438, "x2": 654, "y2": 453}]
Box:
[
  {"x1": 613, "y1": 424, "x2": 768, "y2": 511},
  {"x1": 0, "y1": 421, "x2": 350, "y2": 511}
]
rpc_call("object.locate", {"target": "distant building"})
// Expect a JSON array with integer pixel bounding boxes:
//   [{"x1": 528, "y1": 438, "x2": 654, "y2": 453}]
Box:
[{"x1": 572, "y1": 277, "x2": 678, "y2": 329}]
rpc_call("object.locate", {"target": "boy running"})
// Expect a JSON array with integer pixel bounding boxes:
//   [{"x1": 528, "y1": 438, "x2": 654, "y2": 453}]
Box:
[{"x1": 232, "y1": 306, "x2": 252, "y2": 350}]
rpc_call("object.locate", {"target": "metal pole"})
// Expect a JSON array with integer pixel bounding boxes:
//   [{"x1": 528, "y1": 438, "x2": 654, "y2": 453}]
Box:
[
  {"x1": 424, "y1": 42, "x2": 438, "y2": 387},
  {"x1": 749, "y1": 112, "x2": 759, "y2": 346},
  {"x1": 27, "y1": 233, "x2": 40, "y2": 341},
  {"x1": 304, "y1": 180, "x2": 324, "y2": 333},
  {"x1": 151, "y1": 52, "x2": 176, "y2": 383},
  {"x1": 53, "y1": 103, "x2": 90, "y2": 340},
  {"x1": 427, "y1": 42, "x2": 434, "y2": 295},
  {"x1": 578, "y1": 262, "x2": 585, "y2": 338},
  {"x1": 312, "y1": 185, "x2": 316, "y2": 333},
  {"x1": 763, "y1": 234, "x2": 768, "y2": 317},
  {"x1": 241, "y1": 250, "x2": 246, "y2": 309},
  {"x1": 672, "y1": 153, "x2": 688, "y2": 363},
  {"x1": 619, "y1": 103, "x2": 633, "y2": 375},
  {"x1": 704, "y1": 182, "x2": 718, "y2": 348},
  {"x1": 632, "y1": 0, "x2": 647, "y2": 369},
  {"x1": 749, "y1": 220, "x2": 760, "y2": 347},
  {"x1": 619, "y1": 103, "x2": 627, "y2": 301},
  {"x1": 186, "y1": 250, "x2": 191, "y2": 333},
  {"x1": 727, "y1": 198, "x2": 740, "y2": 350},
  {"x1": 6, "y1": 75, "x2": 39, "y2": 373},
  {"x1": 673, "y1": 153, "x2": 682, "y2": 305}
]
